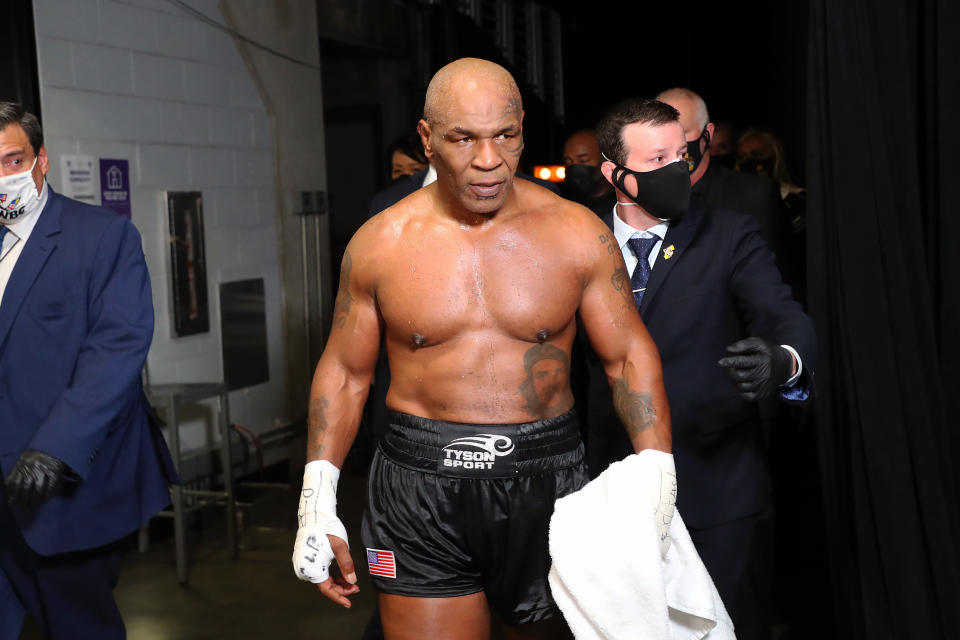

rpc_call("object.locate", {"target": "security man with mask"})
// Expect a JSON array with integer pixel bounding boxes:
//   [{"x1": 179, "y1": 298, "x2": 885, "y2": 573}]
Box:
[
  {"x1": 656, "y1": 88, "x2": 798, "y2": 293},
  {"x1": 0, "y1": 102, "x2": 176, "y2": 639},
  {"x1": 580, "y1": 97, "x2": 815, "y2": 640},
  {"x1": 560, "y1": 128, "x2": 616, "y2": 217}
]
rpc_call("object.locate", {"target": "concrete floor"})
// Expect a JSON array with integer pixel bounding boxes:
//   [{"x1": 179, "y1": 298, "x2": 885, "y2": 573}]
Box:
[{"x1": 21, "y1": 467, "x2": 377, "y2": 640}]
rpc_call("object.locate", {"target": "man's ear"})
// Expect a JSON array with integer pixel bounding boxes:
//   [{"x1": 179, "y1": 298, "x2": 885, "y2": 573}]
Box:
[
  {"x1": 37, "y1": 145, "x2": 49, "y2": 176},
  {"x1": 417, "y1": 120, "x2": 433, "y2": 159},
  {"x1": 600, "y1": 160, "x2": 616, "y2": 186},
  {"x1": 704, "y1": 122, "x2": 715, "y2": 148}
]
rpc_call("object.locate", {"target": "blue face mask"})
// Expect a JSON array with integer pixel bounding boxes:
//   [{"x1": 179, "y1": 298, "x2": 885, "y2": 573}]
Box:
[{"x1": 605, "y1": 156, "x2": 691, "y2": 222}]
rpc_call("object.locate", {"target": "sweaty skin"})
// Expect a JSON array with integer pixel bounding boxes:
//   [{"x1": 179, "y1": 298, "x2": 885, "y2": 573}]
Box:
[
  {"x1": 304, "y1": 58, "x2": 671, "y2": 639},
  {"x1": 315, "y1": 178, "x2": 670, "y2": 448}
]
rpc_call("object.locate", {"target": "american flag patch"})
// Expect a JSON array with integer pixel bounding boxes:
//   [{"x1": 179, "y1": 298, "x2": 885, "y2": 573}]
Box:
[{"x1": 366, "y1": 548, "x2": 396, "y2": 579}]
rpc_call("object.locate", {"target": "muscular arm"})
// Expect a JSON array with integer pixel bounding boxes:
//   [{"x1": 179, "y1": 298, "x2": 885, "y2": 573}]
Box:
[
  {"x1": 307, "y1": 242, "x2": 382, "y2": 466},
  {"x1": 578, "y1": 226, "x2": 671, "y2": 453}
]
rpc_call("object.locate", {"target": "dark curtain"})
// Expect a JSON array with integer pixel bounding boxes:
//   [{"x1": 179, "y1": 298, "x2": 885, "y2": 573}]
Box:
[
  {"x1": 0, "y1": 0, "x2": 40, "y2": 116},
  {"x1": 807, "y1": 0, "x2": 960, "y2": 638}
]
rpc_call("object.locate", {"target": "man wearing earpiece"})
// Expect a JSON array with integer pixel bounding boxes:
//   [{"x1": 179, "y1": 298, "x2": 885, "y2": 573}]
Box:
[{"x1": 581, "y1": 97, "x2": 815, "y2": 640}]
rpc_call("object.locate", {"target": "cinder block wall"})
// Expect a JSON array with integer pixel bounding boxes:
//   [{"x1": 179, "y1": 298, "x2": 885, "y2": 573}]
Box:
[{"x1": 32, "y1": 0, "x2": 290, "y2": 454}]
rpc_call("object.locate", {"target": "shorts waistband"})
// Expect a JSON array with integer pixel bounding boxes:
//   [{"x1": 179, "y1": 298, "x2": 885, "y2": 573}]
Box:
[{"x1": 380, "y1": 410, "x2": 583, "y2": 476}]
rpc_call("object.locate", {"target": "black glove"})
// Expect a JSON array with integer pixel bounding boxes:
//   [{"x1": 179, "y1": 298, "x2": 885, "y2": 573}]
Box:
[
  {"x1": 717, "y1": 337, "x2": 795, "y2": 401},
  {"x1": 4, "y1": 450, "x2": 71, "y2": 509}
]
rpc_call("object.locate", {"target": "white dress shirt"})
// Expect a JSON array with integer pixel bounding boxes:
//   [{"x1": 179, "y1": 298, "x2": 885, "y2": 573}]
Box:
[
  {"x1": 612, "y1": 204, "x2": 669, "y2": 276},
  {"x1": 0, "y1": 180, "x2": 48, "y2": 306}
]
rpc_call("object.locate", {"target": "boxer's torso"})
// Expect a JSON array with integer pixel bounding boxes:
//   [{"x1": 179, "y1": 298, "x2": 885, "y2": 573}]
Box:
[{"x1": 365, "y1": 180, "x2": 595, "y2": 424}]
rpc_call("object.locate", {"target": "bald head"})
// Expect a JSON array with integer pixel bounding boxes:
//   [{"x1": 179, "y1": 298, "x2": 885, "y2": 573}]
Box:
[
  {"x1": 656, "y1": 87, "x2": 710, "y2": 132},
  {"x1": 423, "y1": 58, "x2": 522, "y2": 127}
]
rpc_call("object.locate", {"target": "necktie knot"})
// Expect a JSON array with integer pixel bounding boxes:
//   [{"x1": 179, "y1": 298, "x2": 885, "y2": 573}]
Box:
[
  {"x1": 627, "y1": 235, "x2": 658, "y2": 309},
  {"x1": 627, "y1": 235, "x2": 658, "y2": 262}
]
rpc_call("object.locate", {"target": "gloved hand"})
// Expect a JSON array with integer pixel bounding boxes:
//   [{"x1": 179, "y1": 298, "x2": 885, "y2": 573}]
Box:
[
  {"x1": 4, "y1": 449, "x2": 70, "y2": 508},
  {"x1": 718, "y1": 337, "x2": 795, "y2": 401},
  {"x1": 292, "y1": 460, "x2": 357, "y2": 606}
]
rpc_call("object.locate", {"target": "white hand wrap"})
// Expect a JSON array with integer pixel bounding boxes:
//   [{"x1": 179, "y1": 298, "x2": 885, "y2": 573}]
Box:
[
  {"x1": 639, "y1": 449, "x2": 677, "y2": 557},
  {"x1": 292, "y1": 460, "x2": 349, "y2": 583}
]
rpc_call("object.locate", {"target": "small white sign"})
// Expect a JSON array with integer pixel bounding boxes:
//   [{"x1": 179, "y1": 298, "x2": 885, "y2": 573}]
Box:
[{"x1": 60, "y1": 155, "x2": 98, "y2": 204}]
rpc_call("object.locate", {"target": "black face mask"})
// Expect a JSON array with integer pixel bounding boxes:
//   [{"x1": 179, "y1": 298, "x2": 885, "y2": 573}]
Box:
[
  {"x1": 738, "y1": 157, "x2": 775, "y2": 178},
  {"x1": 608, "y1": 160, "x2": 691, "y2": 221},
  {"x1": 684, "y1": 127, "x2": 710, "y2": 173},
  {"x1": 562, "y1": 164, "x2": 605, "y2": 201}
]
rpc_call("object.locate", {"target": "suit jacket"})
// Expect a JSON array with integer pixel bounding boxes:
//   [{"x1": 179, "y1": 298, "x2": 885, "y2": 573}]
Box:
[
  {"x1": 692, "y1": 162, "x2": 799, "y2": 292},
  {"x1": 583, "y1": 206, "x2": 815, "y2": 529},
  {"x1": 0, "y1": 190, "x2": 176, "y2": 556}
]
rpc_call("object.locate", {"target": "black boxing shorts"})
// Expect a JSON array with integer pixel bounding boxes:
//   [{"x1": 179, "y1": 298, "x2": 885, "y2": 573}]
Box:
[{"x1": 360, "y1": 410, "x2": 588, "y2": 626}]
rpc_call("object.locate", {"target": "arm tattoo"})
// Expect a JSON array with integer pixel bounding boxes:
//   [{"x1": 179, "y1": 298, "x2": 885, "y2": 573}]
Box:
[
  {"x1": 307, "y1": 396, "x2": 329, "y2": 459},
  {"x1": 600, "y1": 233, "x2": 633, "y2": 305},
  {"x1": 612, "y1": 377, "x2": 657, "y2": 439},
  {"x1": 332, "y1": 251, "x2": 354, "y2": 329}
]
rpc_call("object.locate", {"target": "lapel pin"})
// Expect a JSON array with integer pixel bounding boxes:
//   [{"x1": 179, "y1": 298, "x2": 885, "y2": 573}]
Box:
[{"x1": 663, "y1": 244, "x2": 675, "y2": 260}]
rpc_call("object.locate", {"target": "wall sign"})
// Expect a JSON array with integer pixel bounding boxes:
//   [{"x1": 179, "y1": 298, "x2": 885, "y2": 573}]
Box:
[
  {"x1": 99, "y1": 158, "x2": 131, "y2": 218},
  {"x1": 59, "y1": 155, "x2": 97, "y2": 204}
]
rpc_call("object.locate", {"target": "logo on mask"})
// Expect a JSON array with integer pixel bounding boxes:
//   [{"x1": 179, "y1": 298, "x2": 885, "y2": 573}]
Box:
[{"x1": 0, "y1": 192, "x2": 25, "y2": 219}]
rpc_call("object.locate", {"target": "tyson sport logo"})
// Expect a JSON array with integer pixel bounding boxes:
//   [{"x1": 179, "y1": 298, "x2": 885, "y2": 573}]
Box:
[{"x1": 441, "y1": 434, "x2": 515, "y2": 470}]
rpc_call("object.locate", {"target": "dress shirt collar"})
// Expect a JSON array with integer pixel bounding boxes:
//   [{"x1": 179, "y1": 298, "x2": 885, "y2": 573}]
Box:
[{"x1": 612, "y1": 204, "x2": 669, "y2": 250}]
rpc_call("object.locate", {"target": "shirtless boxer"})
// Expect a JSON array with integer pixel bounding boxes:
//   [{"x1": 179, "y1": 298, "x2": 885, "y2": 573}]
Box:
[{"x1": 292, "y1": 58, "x2": 672, "y2": 640}]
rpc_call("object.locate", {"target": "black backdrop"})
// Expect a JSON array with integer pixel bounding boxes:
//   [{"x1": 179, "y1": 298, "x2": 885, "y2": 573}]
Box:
[
  {"x1": 807, "y1": 0, "x2": 960, "y2": 637},
  {"x1": 1, "y1": 1, "x2": 41, "y2": 117}
]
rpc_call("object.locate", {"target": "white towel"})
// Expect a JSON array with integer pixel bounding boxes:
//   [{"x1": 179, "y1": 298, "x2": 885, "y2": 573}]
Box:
[{"x1": 548, "y1": 450, "x2": 736, "y2": 640}]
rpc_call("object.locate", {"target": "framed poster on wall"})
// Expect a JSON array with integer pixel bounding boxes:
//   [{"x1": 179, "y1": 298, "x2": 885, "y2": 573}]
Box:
[{"x1": 167, "y1": 191, "x2": 209, "y2": 337}]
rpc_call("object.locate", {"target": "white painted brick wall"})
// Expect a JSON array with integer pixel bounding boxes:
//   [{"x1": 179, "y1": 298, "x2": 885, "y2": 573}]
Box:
[
  {"x1": 33, "y1": 0, "x2": 287, "y2": 453},
  {"x1": 132, "y1": 53, "x2": 185, "y2": 100}
]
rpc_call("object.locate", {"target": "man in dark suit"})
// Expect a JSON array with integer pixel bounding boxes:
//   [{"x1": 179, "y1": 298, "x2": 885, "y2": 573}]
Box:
[
  {"x1": 0, "y1": 102, "x2": 175, "y2": 639},
  {"x1": 657, "y1": 88, "x2": 799, "y2": 292},
  {"x1": 583, "y1": 98, "x2": 815, "y2": 640}
]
